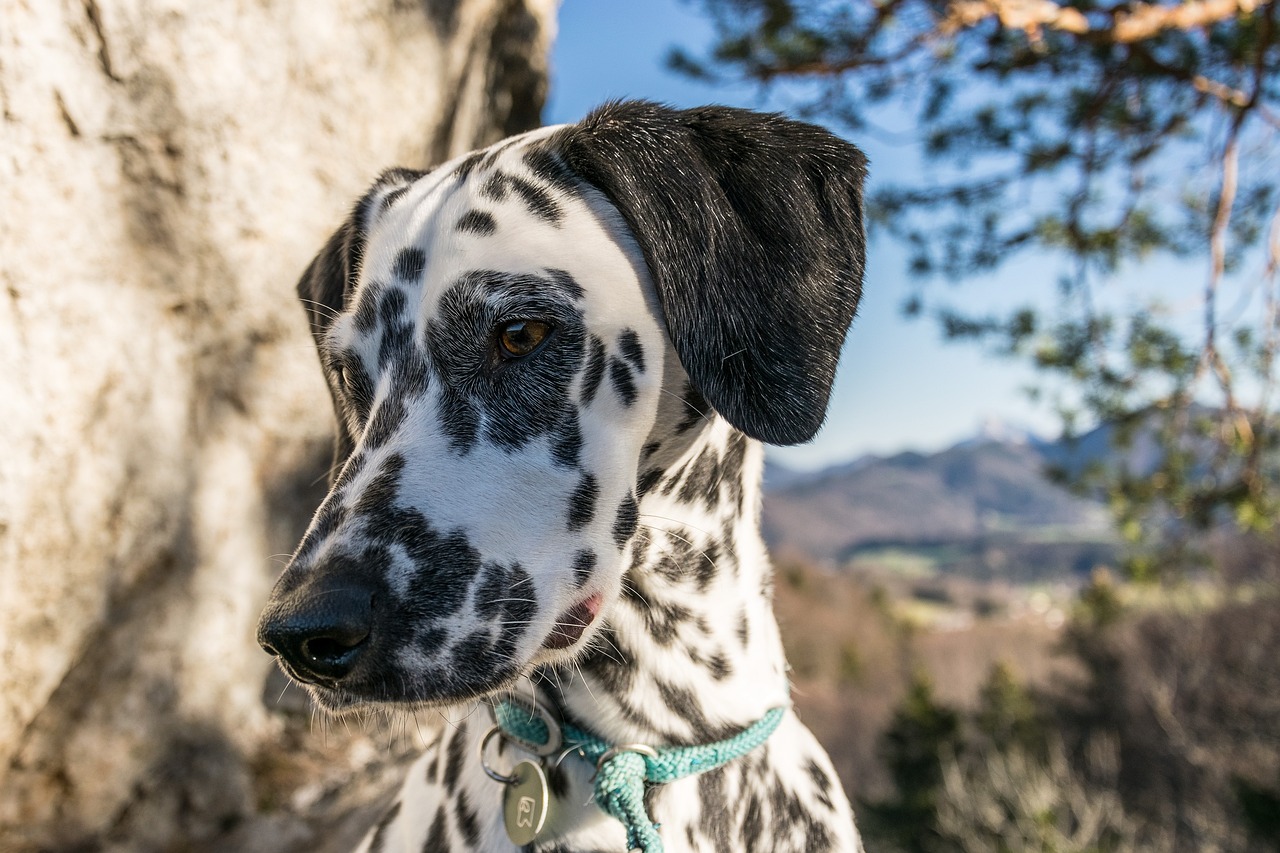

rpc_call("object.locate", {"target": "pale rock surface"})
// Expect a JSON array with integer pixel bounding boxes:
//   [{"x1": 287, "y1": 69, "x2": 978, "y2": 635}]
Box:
[{"x1": 0, "y1": 1, "x2": 555, "y2": 848}]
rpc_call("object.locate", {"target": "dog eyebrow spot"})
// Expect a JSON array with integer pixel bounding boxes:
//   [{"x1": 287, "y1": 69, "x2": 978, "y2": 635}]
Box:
[
  {"x1": 456, "y1": 210, "x2": 497, "y2": 235},
  {"x1": 567, "y1": 473, "x2": 598, "y2": 530},
  {"x1": 394, "y1": 248, "x2": 426, "y2": 281}
]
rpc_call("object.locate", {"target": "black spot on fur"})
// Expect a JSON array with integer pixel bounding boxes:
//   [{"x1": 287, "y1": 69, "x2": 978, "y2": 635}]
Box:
[
  {"x1": 523, "y1": 146, "x2": 581, "y2": 196},
  {"x1": 708, "y1": 650, "x2": 732, "y2": 680},
  {"x1": 494, "y1": 565, "x2": 536, "y2": 660},
  {"x1": 552, "y1": 413, "x2": 582, "y2": 467},
  {"x1": 438, "y1": 386, "x2": 479, "y2": 453},
  {"x1": 366, "y1": 800, "x2": 400, "y2": 853},
  {"x1": 403, "y1": 526, "x2": 481, "y2": 622},
  {"x1": 807, "y1": 758, "x2": 836, "y2": 811},
  {"x1": 612, "y1": 492, "x2": 638, "y2": 548},
  {"x1": 362, "y1": 395, "x2": 407, "y2": 449},
  {"x1": 545, "y1": 267, "x2": 585, "y2": 300},
  {"x1": 352, "y1": 454, "x2": 406, "y2": 516},
  {"x1": 390, "y1": 351, "x2": 430, "y2": 399},
  {"x1": 579, "y1": 625, "x2": 636, "y2": 695},
  {"x1": 474, "y1": 562, "x2": 510, "y2": 620},
  {"x1": 507, "y1": 174, "x2": 563, "y2": 224},
  {"x1": 352, "y1": 281, "x2": 383, "y2": 335},
  {"x1": 376, "y1": 287, "x2": 413, "y2": 371},
  {"x1": 567, "y1": 474, "x2": 598, "y2": 530},
  {"x1": 641, "y1": 440, "x2": 661, "y2": 459},
  {"x1": 422, "y1": 805, "x2": 448, "y2": 853},
  {"x1": 457, "y1": 209, "x2": 497, "y2": 235},
  {"x1": 656, "y1": 679, "x2": 723, "y2": 742},
  {"x1": 675, "y1": 381, "x2": 709, "y2": 433},
  {"x1": 572, "y1": 550, "x2": 596, "y2": 588},
  {"x1": 580, "y1": 336, "x2": 606, "y2": 406},
  {"x1": 741, "y1": 792, "x2": 765, "y2": 845},
  {"x1": 698, "y1": 769, "x2": 735, "y2": 846},
  {"x1": 454, "y1": 788, "x2": 480, "y2": 848},
  {"x1": 442, "y1": 722, "x2": 467, "y2": 793},
  {"x1": 695, "y1": 540, "x2": 720, "y2": 592},
  {"x1": 618, "y1": 329, "x2": 645, "y2": 373},
  {"x1": 292, "y1": 497, "x2": 349, "y2": 567},
  {"x1": 636, "y1": 467, "x2": 663, "y2": 499},
  {"x1": 378, "y1": 185, "x2": 410, "y2": 216},
  {"x1": 481, "y1": 138, "x2": 517, "y2": 169},
  {"x1": 394, "y1": 247, "x2": 425, "y2": 281},
  {"x1": 642, "y1": 593, "x2": 692, "y2": 646},
  {"x1": 609, "y1": 357, "x2": 637, "y2": 406},
  {"x1": 678, "y1": 444, "x2": 721, "y2": 512},
  {"x1": 480, "y1": 172, "x2": 509, "y2": 201},
  {"x1": 453, "y1": 151, "x2": 484, "y2": 181},
  {"x1": 737, "y1": 609, "x2": 750, "y2": 647},
  {"x1": 424, "y1": 753, "x2": 439, "y2": 782}
]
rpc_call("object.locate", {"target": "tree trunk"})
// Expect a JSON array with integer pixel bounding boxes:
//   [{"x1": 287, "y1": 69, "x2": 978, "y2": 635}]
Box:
[{"x1": 0, "y1": 1, "x2": 555, "y2": 848}]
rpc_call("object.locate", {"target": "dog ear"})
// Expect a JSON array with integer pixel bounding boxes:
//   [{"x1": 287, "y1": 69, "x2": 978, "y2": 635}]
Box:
[
  {"x1": 557, "y1": 101, "x2": 867, "y2": 446},
  {"x1": 296, "y1": 169, "x2": 422, "y2": 480}
]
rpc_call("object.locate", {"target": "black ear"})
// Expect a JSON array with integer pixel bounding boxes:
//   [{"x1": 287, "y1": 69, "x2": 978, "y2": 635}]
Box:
[
  {"x1": 296, "y1": 168, "x2": 423, "y2": 479},
  {"x1": 557, "y1": 101, "x2": 867, "y2": 445}
]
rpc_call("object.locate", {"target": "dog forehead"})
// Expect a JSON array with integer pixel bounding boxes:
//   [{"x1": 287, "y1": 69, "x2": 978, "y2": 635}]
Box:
[{"x1": 357, "y1": 131, "x2": 659, "y2": 327}]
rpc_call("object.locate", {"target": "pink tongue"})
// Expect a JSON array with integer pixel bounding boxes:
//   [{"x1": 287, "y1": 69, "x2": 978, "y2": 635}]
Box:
[{"x1": 544, "y1": 593, "x2": 603, "y2": 650}]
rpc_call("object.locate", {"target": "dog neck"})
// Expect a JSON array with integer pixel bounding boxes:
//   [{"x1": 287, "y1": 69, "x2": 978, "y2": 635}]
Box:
[{"x1": 537, "y1": 404, "x2": 790, "y2": 747}]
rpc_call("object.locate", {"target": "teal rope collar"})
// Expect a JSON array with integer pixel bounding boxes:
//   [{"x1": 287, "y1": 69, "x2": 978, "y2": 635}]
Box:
[{"x1": 492, "y1": 696, "x2": 788, "y2": 852}]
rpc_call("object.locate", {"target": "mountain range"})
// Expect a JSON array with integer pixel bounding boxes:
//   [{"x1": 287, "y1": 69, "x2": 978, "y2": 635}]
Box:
[{"x1": 762, "y1": 425, "x2": 1126, "y2": 582}]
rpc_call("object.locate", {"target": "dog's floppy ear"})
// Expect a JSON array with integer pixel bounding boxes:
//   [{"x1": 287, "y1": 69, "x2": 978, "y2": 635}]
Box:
[
  {"x1": 557, "y1": 101, "x2": 867, "y2": 445},
  {"x1": 296, "y1": 168, "x2": 422, "y2": 480}
]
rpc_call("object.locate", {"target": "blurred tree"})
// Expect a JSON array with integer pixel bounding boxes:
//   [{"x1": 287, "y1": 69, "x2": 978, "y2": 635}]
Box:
[
  {"x1": 863, "y1": 672, "x2": 962, "y2": 851},
  {"x1": 674, "y1": 0, "x2": 1280, "y2": 569}
]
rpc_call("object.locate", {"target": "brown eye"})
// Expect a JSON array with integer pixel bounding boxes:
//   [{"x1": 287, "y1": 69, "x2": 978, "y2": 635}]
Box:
[{"x1": 498, "y1": 319, "x2": 551, "y2": 359}]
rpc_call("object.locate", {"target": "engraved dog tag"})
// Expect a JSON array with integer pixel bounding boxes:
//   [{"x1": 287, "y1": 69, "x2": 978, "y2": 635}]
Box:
[{"x1": 502, "y1": 760, "x2": 550, "y2": 845}]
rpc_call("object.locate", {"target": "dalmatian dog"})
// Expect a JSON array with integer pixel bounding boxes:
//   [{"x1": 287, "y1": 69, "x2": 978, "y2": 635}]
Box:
[{"x1": 258, "y1": 100, "x2": 867, "y2": 852}]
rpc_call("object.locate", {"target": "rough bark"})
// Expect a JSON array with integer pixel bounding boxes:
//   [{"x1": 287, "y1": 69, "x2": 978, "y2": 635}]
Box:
[{"x1": 0, "y1": 1, "x2": 554, "y2": 848}]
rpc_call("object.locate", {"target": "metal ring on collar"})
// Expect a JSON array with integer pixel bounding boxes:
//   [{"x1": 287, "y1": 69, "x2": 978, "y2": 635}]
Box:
[
  {"x1": 478, "y1": 725, "x2": 518, "y2": 784},
  {"x1": 595, "y1": 743, "x2": 659, "y2": 773}
]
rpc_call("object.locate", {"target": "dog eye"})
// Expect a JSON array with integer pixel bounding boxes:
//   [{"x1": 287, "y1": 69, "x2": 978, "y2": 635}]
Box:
[{"x1": 497, "y1": 320, "x2": 552, "y2": 359}]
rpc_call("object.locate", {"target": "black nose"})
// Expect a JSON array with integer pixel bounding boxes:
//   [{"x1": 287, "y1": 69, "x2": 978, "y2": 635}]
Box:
[{"x1": 257, "y1": 579, "x2": 374, "y2": 685}]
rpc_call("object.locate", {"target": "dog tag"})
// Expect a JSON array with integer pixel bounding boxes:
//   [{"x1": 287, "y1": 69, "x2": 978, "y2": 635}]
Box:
[{"x1": 502, "y1": 760, "x2": 550, "y2": 845}]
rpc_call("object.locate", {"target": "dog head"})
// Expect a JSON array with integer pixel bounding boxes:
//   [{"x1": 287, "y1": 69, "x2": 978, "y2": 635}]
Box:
[{"x1": 257, "y1": 101, "x2": 867, "y2": 711}]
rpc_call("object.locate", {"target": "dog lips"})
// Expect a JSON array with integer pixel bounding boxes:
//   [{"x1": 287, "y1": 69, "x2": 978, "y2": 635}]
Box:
[{"x1": 544, "y1": 592, "x2": 602, "y2": 650}]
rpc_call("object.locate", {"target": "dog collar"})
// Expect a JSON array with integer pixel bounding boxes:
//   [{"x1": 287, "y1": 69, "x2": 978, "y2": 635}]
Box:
[{"x1": 483, "y1": 694, "x2": 787, "y2": 852}]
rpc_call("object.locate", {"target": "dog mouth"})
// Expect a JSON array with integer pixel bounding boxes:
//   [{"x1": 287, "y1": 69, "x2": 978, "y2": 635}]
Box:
[{"x1": 542, "y1": 591, "x2": 603, "y2": 650}]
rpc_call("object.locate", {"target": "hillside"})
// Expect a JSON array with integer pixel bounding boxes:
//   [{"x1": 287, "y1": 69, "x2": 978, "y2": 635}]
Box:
[{"x1": 763, "y1": 432, "x2": 1118, "y2": 581}]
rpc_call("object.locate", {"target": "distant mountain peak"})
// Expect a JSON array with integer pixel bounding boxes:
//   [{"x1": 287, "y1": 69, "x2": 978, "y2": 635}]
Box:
[{"x1": 957, "y1": 416, "x2": 1048, "y2": 449}]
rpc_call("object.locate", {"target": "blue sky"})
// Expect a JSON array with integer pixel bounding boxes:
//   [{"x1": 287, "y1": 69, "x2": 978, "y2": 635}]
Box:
[{"x1": 545, "y1": 1, "x2": 1078, "y2": 469}]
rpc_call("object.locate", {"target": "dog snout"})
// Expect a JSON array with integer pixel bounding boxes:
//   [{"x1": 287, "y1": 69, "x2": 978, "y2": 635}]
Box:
[{"x1": 257, "y1": 576, "x2": 375, "y2": 685}]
